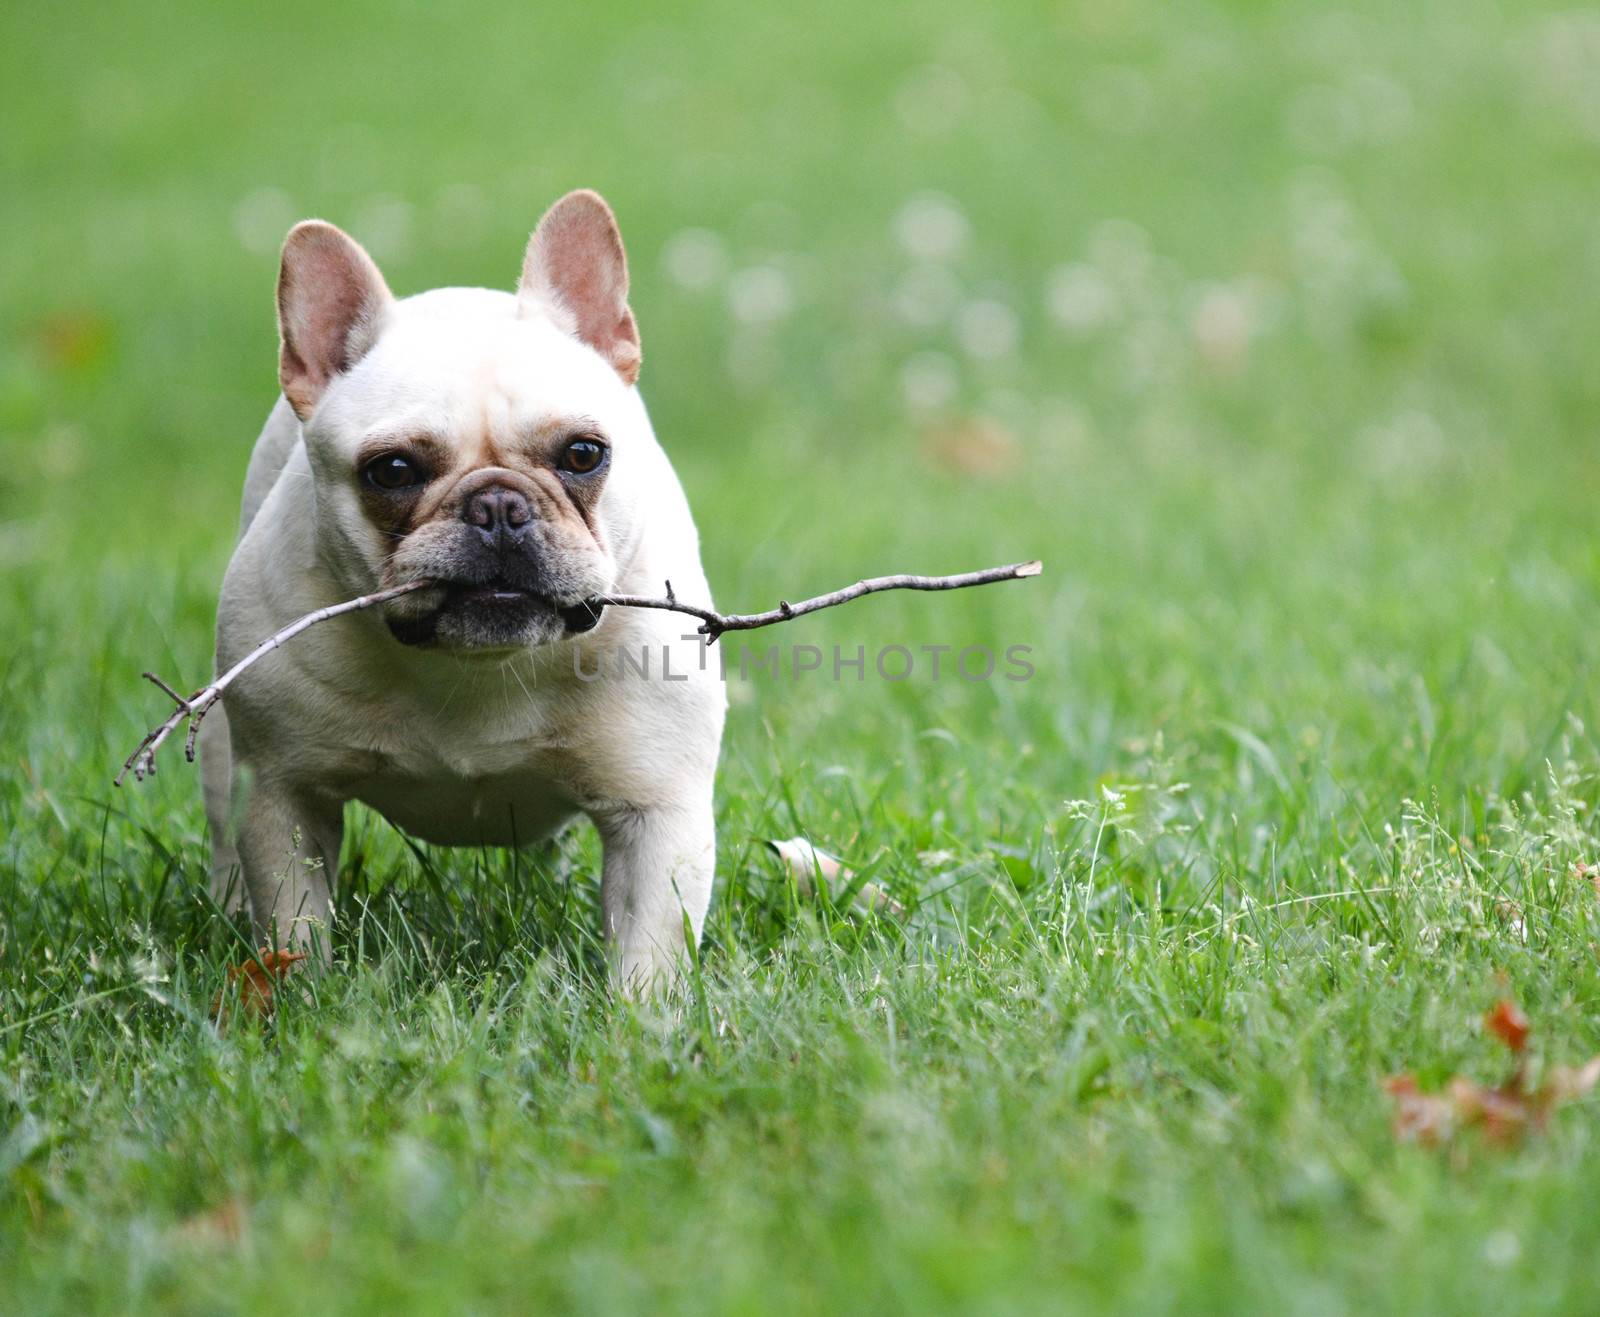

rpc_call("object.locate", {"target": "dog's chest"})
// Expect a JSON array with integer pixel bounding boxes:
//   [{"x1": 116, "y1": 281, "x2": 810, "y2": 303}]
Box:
[{"x1": 327, "y1": 694, "x2": 591, "y2": 846}]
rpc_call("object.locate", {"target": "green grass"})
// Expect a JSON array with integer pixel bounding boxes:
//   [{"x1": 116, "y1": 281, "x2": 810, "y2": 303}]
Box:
[{"x1": 6, "y1": 0, "x2": 1600, "y2": 1310}]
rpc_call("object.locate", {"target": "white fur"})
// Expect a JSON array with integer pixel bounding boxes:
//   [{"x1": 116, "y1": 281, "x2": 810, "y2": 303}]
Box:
[{"x1": 203, "y1": 281, "x2": 726, "y2": 992}]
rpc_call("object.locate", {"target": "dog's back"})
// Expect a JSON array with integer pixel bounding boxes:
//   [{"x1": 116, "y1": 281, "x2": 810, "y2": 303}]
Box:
[{"x1": 236, "y1": 395, "x2": 302, "y2": 540}]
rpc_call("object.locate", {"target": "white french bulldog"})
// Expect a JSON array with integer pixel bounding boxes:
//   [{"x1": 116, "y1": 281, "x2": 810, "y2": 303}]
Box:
[{"x1": 199, "y1": 189, "x2": 726, "y2": 991}]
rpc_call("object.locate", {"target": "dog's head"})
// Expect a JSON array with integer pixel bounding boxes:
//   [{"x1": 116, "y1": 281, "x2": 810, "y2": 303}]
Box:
[{"x1": 276, "y1": 190, "x2": 648, "y2": 652}]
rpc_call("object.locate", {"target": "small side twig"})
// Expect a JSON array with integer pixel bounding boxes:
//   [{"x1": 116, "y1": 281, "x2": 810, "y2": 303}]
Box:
[
  {"x1": 141, "y1": 672, "x2": 193, "y2": 709},
  {"x1": 118, "y1": 560, "x2": 1042, "y2": 783}
]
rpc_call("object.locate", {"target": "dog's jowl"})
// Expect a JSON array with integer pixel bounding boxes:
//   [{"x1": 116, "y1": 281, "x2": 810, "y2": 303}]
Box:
[{"x1": 202, "y1": 190, "x2": 726, "y2": 992}]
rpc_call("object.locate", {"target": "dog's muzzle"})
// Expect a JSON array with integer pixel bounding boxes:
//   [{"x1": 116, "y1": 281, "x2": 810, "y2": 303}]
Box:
[
  {"x1": 385, "y1": 581, "x2": 605, "y2": 648},
  {"x1": 381, "y1": 472, "x2": 609, "y2": 650}
]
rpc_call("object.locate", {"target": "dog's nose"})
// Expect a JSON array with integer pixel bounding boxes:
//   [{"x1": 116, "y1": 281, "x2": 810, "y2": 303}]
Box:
[{"x1": 464, "y1": 486, "x2": 532, "y2": 536}]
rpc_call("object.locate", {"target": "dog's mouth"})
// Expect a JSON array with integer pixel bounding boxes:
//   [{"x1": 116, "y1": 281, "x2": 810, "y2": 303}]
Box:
[
  {"x1": 442, "y1": 580, "x2": 607, "y2": 634},
  {"x1": 386, "y1": 578, "x2": 606, "y2": 647}
]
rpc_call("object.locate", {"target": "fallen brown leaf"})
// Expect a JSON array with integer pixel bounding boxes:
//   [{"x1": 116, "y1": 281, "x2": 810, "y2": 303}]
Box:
[
  {"x1": 1484, "y1": 999, "x2": 1530, "y2": 1053},
  {"x1": 210, "y1": 949, "x2": 306, "y2": 1025},
  {"x1": 921, "y1": 416, "x2": 1020, "y2": 477},
  {"x1": 1448, "y1": 1075, "x2": 1532, "y2": 1146},
  {"x1": 1545, "y1": 1055, "x2": 1600, "y2": 1106},
  {"x1": 1385, "y1": 997, "x2": 1600, "y2": 1148},
  {"x1": 1573, "y1": 861, "x2": 1600, "y2": 898},
  {"x1": 172, "y1": 1195, "x2": 248, "y2": 1247},
  {"x1": 31, "y1": 310, "x2": 113, "y2": 371},
  {"x1": 1384, "y1": 1074, "x2": 1454, "y2": 1145}
]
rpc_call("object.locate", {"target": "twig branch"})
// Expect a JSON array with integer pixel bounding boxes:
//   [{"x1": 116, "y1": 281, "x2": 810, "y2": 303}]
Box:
[
  {"x1": 596, "y1": 559, "x2": 1043, "y2": 642},
  {"x1": 115, "y1": 580, "x2": 430, "y2": 786},
  {"x1": 117, "y1": 560, "x2": 1042, "y2": 784}
]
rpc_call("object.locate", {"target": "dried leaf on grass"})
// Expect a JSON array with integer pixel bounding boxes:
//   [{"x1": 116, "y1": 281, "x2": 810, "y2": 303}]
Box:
[
  {"x1": 209, "y1": 949, "x2": 306, "y2": 1025},
  {"x1": 31, "y1": 309, "x2": 114, "y2": 371},
  {"x1": 767, "y1": 838, "x2": 905, "y2": 917},
  {"x1": 1483, "y1": 999, "x2": 1530, "y2": 1052},
  {"x1": 171, "y1": 1195, "x2": 248, "y2": 1247},
  {"x1": 921, "y1": 417, "x2": 1020, "y2": 477},
  {"x1": 1572, "y1": 861, "x2": 1600, "y2": 898},
  {"x1": 1385, "y1": 998, "x2": 1600, "y2": 1147}
]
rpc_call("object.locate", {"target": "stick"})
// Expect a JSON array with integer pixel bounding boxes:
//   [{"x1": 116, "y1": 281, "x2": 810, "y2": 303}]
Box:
[
  {"x1": 117, "y1": 561, "x2": 1042, "y2": 784},
  {"x1": 595, "y1": 560, "x2": 1043, "y2": 642},
  {"x1": 115, "y1": 579, "x2": 430, "y2": 786}
]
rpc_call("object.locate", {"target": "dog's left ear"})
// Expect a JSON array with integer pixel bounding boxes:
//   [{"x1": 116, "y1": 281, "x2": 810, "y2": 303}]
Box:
[{"x1": 518, "y1": 190, "x2": 641, "y2": 385}]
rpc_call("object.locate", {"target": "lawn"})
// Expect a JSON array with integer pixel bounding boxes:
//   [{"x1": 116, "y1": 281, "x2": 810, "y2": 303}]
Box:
[{"x1": 5, "y1": 0, "x2": 1600, "y2": 1311}]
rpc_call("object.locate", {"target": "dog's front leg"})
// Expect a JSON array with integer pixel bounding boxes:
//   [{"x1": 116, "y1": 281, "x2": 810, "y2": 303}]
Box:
[
  {"x1": 197, "y1": 700, "x2": 245, "y2": 912},
  {"x1": 234, "y1": 773, "x2": 344, "y2": 960},
  {"x1": 595, "y1": 797, "x2": 716, "y2": 995}
]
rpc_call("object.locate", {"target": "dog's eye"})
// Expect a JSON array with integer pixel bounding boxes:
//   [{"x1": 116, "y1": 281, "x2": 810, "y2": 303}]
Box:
[
  {"x1": 560, "y1": 438, "x2": 607, "y2": 475},
  {"x1": 365, "y1": 455, "x2": 425, "y2": 491}
]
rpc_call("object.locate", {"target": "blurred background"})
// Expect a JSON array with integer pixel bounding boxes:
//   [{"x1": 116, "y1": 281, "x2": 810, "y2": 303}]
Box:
[
  {"x1": 3, "y1": 0, "x2": 1600, "y2": 884},
  {"x1": 11, "y1": 8, "x2": 1600, "y2": 1303}
]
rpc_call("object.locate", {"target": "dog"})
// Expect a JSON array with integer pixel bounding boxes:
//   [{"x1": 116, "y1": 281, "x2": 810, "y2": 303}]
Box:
[{"x1": 199, "y1": 190, "x2": 726, "y2": 992}]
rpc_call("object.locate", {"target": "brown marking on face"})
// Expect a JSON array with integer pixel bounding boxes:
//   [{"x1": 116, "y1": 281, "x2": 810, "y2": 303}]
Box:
[
  {"x1": 527, "y1": 463, "x2": 602, "y2": 541},
  {"x1": 548, "y1": 441, "x2": 608, "y2": 534},
  {"x1": 353, "y1": 433, "x2": 453, "y2": 541}
]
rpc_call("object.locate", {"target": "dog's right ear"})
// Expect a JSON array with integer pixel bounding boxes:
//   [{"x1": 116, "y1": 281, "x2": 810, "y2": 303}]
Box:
[{"x1": 277, "y1": 221, "x2": 394, "y2": 420}]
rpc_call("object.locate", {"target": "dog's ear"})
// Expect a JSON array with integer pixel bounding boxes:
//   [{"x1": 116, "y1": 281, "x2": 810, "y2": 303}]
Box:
[
  {"x1": 518, "y1": 190, "x2": 641, "y2": 385},
  {"x1": 277, "y1": 221, "x2": 394, "y2": 419}
]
